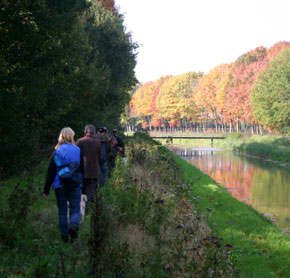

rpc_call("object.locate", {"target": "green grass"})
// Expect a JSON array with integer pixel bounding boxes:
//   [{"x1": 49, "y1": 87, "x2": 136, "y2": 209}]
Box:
[
  {"x1": 174, "y1": 154, "x2": 290, "y2": 277},
  {"x1": 1, "y1": 133, "x2": 289, "y2": 277},
  {"x1": 0, "y1": 160, "x2": 92, "y2": 278}
]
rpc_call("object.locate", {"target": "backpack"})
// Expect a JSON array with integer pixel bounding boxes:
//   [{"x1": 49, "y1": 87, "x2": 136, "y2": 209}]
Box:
[
  {"x1": 57, "y1": 162, "x2": 83, "y2": 189},
  {"x1": 101, "y1": 142, "x2": 107, "y2": 163}
]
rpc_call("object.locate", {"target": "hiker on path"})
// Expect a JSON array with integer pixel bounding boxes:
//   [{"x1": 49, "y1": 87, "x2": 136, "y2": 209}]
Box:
[
  {"x1": 96, "y1": 127, "x2": 112, "y2": 187},
  {"x1": 44, "y1": 127, "x2": 83, "y2": 243},
  {"x1": 106, "y1": 129, "x2": 119, "y2": 172},
  {"x1": 113, "y1": 129, "x2": 125, "y2": 158},
  {"x1": 76, "y1": 125, "x2": 102, "y2": 211}
]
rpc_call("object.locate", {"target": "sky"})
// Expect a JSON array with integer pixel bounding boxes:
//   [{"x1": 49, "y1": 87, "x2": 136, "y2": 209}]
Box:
[{"x1": 114, "y1": 0, "x2": 290, "y2": 83}]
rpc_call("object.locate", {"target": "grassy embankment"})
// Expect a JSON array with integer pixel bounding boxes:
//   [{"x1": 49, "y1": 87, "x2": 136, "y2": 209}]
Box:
[
  {"x1": 156, "y1": 132, "x2": 290, "y2": 164},
  {"x1": 174, "y1": 154, "x2": 290, "y2": 278},
  {"x1": 1, "y1": 133, "x2": 289, "y2": 277}
]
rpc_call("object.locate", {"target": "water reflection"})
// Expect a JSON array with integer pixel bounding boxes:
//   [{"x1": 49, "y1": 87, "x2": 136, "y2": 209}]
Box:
[{"x1": 172, "y1": 146, "x2": 290, "y2": 229}]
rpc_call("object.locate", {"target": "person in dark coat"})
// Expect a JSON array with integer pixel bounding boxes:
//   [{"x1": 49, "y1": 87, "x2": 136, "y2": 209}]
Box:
[
  {"x1": 96, "y1": 127, "x2": 112, "y2": 187},
  {"x1": 76, "y1": 125, "x2": 102, "y2": 210},
  {"x1": 44, "y1": 127, "x2": 82, "y2": 242},
  {"x1": 113, "y1": 129, "x2": 125, "y2": 157}
]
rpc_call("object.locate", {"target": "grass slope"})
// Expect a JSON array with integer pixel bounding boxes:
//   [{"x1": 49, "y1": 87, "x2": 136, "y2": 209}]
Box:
[
  {"x1": 0, "y1": 160, "x2": 92, "y2": 278},
  {"x1": 174, "y1": 154, "x2": 290, "y2": 278}
]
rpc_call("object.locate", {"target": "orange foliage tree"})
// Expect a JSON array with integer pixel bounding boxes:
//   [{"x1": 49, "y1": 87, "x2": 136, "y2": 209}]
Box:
[
  {"x1": 129, "y1": 77, "x2": 170, "y2": 129},
  {"x1": 98, "y1": 0, "x2": 116, "y2": 12},
  {"x1": 195, "y1": 64, "x2": 232, "y2": 130},
  {"x1": 156, "y1": 72, "x2": 203, "y2": 129},
  {"x1": 225, "y1": 47, "x2": 268, "y2": 131},
  {"x1": 126, "y1": 41, "x2": 290, "y2": 133}
]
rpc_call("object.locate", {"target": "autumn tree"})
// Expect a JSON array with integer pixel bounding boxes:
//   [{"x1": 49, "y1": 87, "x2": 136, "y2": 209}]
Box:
[
  {"x1": 98, "y1": 0, "x2": 116, "y2": 12},
  {"x1": 129, "y1": 76, "x2": 170, "y2": 129},
  {"x1": 156, "y1": 72, "x2": 202, "y2": 129},
  {"x1": 195, "y1": 64, "x2": 232, "y2": 130},
  {"x1": 267, "y1": 41, "x2": 290, "y2": 60},
  {"x1": 225, "y1": 47, "x2": 268, "y2": 131}
]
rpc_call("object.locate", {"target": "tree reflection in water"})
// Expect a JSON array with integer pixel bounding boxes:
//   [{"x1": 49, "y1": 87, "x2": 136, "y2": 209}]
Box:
[{"x1": 173, "y1": 146, "x2": 290, "y2": 229}]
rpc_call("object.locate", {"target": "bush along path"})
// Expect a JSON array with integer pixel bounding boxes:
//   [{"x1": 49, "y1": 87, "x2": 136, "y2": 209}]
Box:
[
  {"x1": 91, "y1": 133, "x2": 236, "y2": 277},
  {"x1": 174, "y1": 154, "x2": 290, "y2": 278}
]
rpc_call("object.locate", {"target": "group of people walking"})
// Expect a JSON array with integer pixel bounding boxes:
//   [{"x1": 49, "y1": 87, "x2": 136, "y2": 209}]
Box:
[{"x1": 43, "y1": 125, "x2": 124, "y2": 242}]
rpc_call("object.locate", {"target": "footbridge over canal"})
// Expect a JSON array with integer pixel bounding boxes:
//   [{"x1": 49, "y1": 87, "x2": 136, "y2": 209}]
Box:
[{"x1": 151, "y1": 136, "x2": 226, "y2": 147}]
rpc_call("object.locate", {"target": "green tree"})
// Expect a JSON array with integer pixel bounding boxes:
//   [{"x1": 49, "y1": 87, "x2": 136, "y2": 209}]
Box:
[
  {"x1": 0, "y1": 0, "x2": 137, "y2": 176},
  {"x1": 251, "y1": 48, "x2": 290, "y2": 133},
  {"x1": 77, "y1": 1, "x2": 137, "y2": 130},
  {"x1": 0, "y1": 0, "x2": 89, "y2": 174}
]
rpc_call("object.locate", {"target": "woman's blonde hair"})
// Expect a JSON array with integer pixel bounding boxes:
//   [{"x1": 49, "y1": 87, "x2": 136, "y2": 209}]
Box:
[{"x1": 55, "y1": 127, "x2": 75, "y2": 149}]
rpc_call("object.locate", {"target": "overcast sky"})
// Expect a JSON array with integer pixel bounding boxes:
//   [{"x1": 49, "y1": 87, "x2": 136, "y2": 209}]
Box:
[{"x1": 114, "y1": 0, "x2": 290, "y2": 83}]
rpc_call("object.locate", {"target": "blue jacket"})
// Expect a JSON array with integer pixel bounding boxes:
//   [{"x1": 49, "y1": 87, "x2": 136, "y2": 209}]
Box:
[{"x1": 44, "y1": 143, "x2": 82, "y2": 194}]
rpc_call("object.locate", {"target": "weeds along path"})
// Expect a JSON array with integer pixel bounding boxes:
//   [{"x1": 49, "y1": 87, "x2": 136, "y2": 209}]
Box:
[
  {"x1": 0, "y1": 160, "x2": 93, "y2": 278},
  {"x1": 91, "y1": 133, "x2": 236, "y2": 277},
  {"x1": 175, "y1": 154, "x2": 290, "y2": 278}
]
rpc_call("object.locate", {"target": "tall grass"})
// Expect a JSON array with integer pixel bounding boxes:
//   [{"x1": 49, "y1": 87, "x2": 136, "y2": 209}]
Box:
[
  {"x1": 0, "y1": 160, "x2": 92, "y2": 278},
  {"x1": 89, "y1": 133, "x2": 236, "y2": 277}
]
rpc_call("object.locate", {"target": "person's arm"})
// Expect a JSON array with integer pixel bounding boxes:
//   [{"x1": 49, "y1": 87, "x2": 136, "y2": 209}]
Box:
[
  {"x1": 80, "y1": 150, "x2": 84, "y2": 175},
  {"x1": 106, "y1": 141, "x2": 112, "y2": 155},
  {"x1": 118, "y1": 137, "x2": 125, "y2": 149},
  {"x1": 97, "y1": 140, "x2": 102, "y2": 163},
  {"x1": 43, "y1": 155, "x2": 56, "y2": 197},
  {"x1": 116, "y1": 137, "x2": 125, "y2": 157}
]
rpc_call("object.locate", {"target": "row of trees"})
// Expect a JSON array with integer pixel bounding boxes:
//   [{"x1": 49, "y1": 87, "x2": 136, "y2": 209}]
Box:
[
  {"x1": 127, "y1": 42, "x2": 290, "y2": 134},
  {"x1": 0, "y1": 0, "x2": 137, "y2": 176}
]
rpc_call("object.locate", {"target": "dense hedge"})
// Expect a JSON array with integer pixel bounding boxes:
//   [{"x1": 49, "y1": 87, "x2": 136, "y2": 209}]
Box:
[{"x1": 0, "y1": 0, "x2": 137, "y2": 177}]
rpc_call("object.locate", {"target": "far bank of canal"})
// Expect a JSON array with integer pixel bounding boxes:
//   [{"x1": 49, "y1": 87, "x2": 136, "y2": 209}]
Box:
[{"x1": 172, "y1": 145, "x2": 290, "y2": 232}]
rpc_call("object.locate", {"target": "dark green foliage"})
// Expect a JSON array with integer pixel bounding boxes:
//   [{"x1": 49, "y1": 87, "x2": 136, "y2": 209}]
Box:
[
  {"x1": 0, "y1": 181, "x2": 35, "y2": 248},
  {"x1": 0, "y1": 0, "x2": 137, "y2": 177}
]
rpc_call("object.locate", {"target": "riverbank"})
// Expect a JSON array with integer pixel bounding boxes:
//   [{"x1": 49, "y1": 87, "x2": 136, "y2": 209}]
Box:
[
  {"x1": 1, "y1": 133, "x2": 289, "y2": 277},
  {"x1": 174, "y1": 154, "x2": 290, "y2": 278},
  {"x1": 155, "y1": 133, "x2": 290, "y2": 165}
]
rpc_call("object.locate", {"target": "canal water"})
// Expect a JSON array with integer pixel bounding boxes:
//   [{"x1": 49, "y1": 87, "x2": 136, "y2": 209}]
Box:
[{"x1": 172, "y1": 145, "x2": 290, "y2": 231}]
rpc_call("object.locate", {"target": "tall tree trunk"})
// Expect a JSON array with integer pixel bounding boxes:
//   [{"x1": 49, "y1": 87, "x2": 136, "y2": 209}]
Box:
[{"x1": 259, "y1": 124, "x2": 263, "y2": 135}]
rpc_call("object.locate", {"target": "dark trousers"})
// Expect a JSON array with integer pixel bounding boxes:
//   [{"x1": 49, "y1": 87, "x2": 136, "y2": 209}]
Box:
[
  {"x1": 83, "y1": 178, "x2": 98, "y2": 203},
  {"x1": 99, "y1": 162, "x2": 107, "y2": 187},
  {"x1": 55, "y1": 187, "x2": 81, "y2": 237}
]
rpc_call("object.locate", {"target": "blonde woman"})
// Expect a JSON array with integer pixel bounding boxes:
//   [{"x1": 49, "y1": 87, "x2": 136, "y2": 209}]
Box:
[{"x1": 44, "y1": 127, "x2": 83, "y2": 242}]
